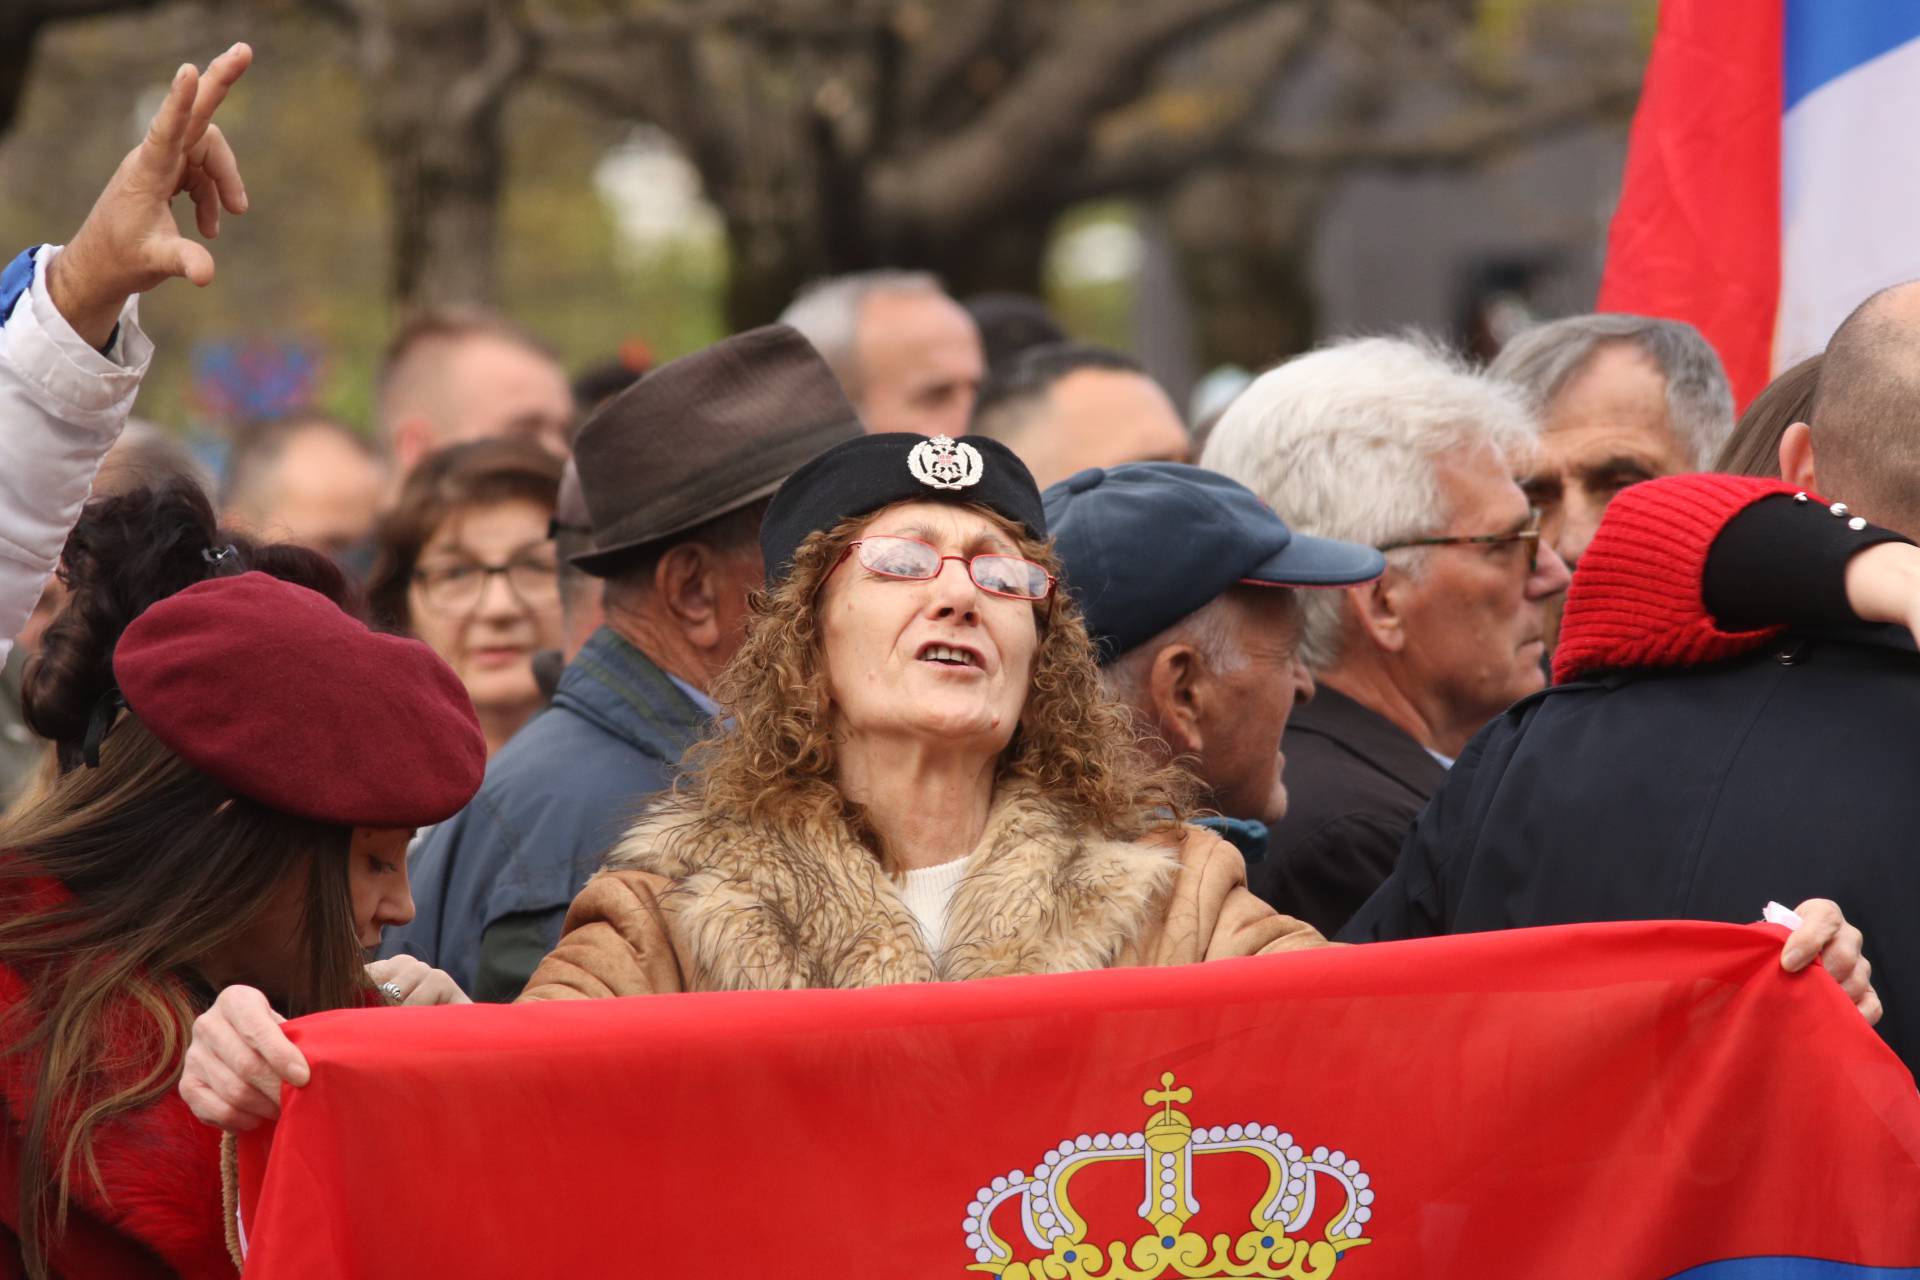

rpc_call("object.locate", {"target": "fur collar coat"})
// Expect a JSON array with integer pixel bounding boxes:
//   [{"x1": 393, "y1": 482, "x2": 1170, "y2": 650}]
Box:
[
  {"x1": 520, "y1": 783, "x2": 1324, "y2": 1000},
  {"x1": 0, "y1": 878, "x2": 231, "y2": 1279}
]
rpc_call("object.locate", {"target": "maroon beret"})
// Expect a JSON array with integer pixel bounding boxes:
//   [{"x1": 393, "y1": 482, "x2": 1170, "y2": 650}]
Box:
[{"x1": 113, "y1": 572, "x2": 485, "y2": 829}]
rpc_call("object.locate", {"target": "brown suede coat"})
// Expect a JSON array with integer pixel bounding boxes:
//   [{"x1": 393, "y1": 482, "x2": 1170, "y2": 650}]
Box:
[{"x1": 520, "y1": 783, "x2": 1325, "y2": 999}]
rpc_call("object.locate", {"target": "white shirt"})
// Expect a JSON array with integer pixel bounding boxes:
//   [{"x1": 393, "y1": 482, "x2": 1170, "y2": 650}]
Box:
[
  {"x1": 898, "y1": 856, "x2": 970, "y2": 953},
  {"x1": 0, "y1": 245, "x2": 149, "y2": 663}
]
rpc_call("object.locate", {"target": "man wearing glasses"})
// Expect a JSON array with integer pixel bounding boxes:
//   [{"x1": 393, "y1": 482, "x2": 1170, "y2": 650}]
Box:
[{"x1": 1199, "y1": 335, "x2": 1571, "y2": 936}]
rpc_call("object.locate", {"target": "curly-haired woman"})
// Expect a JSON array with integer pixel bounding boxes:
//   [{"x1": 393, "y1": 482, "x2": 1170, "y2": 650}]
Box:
[{"x1": 505, "y1": 432, "x2": 1325, "y2": 998}]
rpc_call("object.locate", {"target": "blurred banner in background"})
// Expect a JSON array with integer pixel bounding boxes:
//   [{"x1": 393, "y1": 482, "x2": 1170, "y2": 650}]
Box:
[{"x1": 236, "y1": 922, "x2": 1920, "y2": 1278}]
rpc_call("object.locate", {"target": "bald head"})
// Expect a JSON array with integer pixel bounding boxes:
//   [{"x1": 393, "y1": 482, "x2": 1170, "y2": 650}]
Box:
[
  {"x1": 970, "y1": 343, "x2": 1188, "y2": 489},
  {"x1": 377, "y1": 311, "x2": 574, "y2": 476},
  {"x1": 223, "y1": 416, "x2": 387, "y2": 556},
  {"x1": 779, "y1": 271, "x2": 983, "y2": 437},
  {"x1": 1810, "y1": 280, "x2": 1920, "y2": 534}
]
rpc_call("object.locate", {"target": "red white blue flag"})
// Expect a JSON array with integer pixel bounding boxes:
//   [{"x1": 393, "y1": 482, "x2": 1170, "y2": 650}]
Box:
[
  {"x1": 1599, "y1": 1, "x2": 1920, "y2": 406},
  {"x1": 234, "y1": 922, "x2": 1920, "y2": 1277}
]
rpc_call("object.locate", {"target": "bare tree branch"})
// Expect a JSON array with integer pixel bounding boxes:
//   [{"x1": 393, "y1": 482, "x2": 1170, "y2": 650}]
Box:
[
  {"x1": 528, "y1": 2, "x2": 892, "y2": 48},
  {"x1": 24, "y1": 0, "x2": 165, "y2": 19},
  {"x1": 534, "y1": 23, "x2": 691, "y2": 128},
  {"x1": 891, "y1": 0, "x2": 1016, "y2": 125},
  {"x1": 1072, "y1": 62, "x2": 1640, "y2": 200},
  {"x1": 448, "y1": 0, "x2": 530, "y2": 124},
  {"x1": 871, "y1": 0, "x2": 1327, "y2": 237}
]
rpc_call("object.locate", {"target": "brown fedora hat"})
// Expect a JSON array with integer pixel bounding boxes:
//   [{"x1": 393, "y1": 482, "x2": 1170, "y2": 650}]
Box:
[{"x1": 569, "y1": 324, "x2": 862, "y2": 575}]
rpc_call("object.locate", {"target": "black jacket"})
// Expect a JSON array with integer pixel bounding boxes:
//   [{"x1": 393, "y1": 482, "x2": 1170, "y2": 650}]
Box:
[
  {"x1": 1252, "y1": 684, "x2": 1449, "y2": 936},
  {"x1": 1343, "y1": 623, "x2": 1920, "y2": 1078}
]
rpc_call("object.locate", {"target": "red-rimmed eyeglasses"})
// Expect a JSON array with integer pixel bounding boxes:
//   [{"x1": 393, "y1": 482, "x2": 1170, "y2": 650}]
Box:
[{"x1": 833, "y1": 535, "x2": 1056, "y2": 602}]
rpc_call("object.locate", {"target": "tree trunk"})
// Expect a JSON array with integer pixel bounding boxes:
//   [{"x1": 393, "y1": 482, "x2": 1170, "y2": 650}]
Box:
[
  {"x1": 0, "y1": 1, "x2": 166, "y2": 143},
  {"x1": 344, "y1": 0, "x2": 526, "y2": 317},
  {"x1": 722, "y1": 215, "x2": 815, "y2": 333},
  {"x1": 719, "y1": 199, "x2": 1052, "y2": 331},
  {"x1": 915, "y1": 215, "x2": 1051, "y2": 301},
  {"x1": 377, "y1": 108, "x2": 506, "y2": 314},
  {"x1": 1166, "y1": 168, "x2": 1327, "y2": 371}
]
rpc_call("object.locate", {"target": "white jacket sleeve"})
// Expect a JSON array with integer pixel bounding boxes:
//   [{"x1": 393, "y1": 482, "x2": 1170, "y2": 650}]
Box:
[{"x1": 0, "y1": 244, "x2": 153, "y2": 663}]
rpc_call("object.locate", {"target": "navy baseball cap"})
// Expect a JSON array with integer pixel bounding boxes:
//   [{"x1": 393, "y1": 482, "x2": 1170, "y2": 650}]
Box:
[{"x1": 1044, "y1": 463, "x2": 1385, "y2": 661}]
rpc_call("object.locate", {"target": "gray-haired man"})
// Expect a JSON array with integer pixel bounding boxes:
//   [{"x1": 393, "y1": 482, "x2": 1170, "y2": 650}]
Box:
[
  {"x1": 780, "y1": 270, "x2": 984, "y2": 438},
  {"x1": 1201, "y1": 335, "x2": 1571, "y2": 935},
  {"x1": 1490, "y1": 313, "x2": 1734, "y2": 570}
]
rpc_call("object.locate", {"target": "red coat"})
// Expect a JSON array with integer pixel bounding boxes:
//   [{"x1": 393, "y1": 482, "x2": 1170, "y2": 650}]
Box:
[{"x1": 0, "y1": 880, "x2": 231, "y2": 1279}]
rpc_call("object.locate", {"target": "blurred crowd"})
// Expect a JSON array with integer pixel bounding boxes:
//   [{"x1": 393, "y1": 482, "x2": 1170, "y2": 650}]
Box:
[{"x1": 1, "y1": 43, "x2": 1914, "y2": 1280}]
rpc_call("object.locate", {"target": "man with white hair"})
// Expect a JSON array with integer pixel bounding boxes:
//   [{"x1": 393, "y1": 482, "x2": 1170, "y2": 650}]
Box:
[
  {"x1": 1491, "y1": 313, "x2": 1734, "y2": 570},
  {"x1": 1200, "y1": 335, "x2": 1571, "y2": 934},
  {"x1": 779, "y1": 270, "x2": 984, "y2": 438}
]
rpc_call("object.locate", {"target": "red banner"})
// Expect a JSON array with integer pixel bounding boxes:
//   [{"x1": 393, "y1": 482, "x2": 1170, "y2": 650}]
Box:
[{"x1": 238, "y1": 922, "x2": 1920, "y2": 1278}]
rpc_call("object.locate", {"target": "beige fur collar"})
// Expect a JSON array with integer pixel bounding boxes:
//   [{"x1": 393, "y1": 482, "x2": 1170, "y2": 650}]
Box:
[{"x1": 602, "y1": 785, "x2": 1179, "y2": 990}]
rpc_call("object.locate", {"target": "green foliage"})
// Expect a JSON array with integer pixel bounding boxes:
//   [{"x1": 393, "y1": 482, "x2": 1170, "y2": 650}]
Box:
[{"x1": 1045, "y1": 202, "x2": 1139, "y2": 348}]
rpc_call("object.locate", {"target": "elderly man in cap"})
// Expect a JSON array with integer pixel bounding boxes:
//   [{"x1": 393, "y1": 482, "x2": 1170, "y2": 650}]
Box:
[
  {"x1": 385, "y1": 325, "x2": 863, "y2": 1000},
  {"x1": 1045, "y1": 464, "x2": 1383, "y2": 862}
]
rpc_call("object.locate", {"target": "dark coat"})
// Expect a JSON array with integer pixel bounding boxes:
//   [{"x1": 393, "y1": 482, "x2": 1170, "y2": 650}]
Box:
[
  {"x1": 1343, "y1": 623, "x2": 1920, "y2": 1077},
  {"x1": 383, "y1": 626, "x2": 712, "y2": 1000},
  {"x1": 1251, "y1": 684, "x2": 1448, "y2": 936}
]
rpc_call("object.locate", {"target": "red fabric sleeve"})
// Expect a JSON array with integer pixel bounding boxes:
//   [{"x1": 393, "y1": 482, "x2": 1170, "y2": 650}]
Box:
[{"x1": 1551, "y1": 473, "x2": 1807, "y2": 684}]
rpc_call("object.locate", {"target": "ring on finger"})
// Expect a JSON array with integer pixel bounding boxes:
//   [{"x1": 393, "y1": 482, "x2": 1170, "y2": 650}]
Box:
[{"x1": 378, "y1": 981, "x2": 404, "y2": 1003}]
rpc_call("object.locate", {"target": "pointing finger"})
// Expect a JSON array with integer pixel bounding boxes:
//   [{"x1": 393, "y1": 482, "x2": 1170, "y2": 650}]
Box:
[
  {"x1": 182, "y1": 43, "x2": 253, "y2": 157},
  {"x1": 138, "y1": 64, "x2": 199, "y2": 176}
]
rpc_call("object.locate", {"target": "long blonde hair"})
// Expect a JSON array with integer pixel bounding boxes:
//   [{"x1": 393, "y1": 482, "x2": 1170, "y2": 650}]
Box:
[{"x1": 678, "y1": 503, "x2": 1193, "y2": 855}]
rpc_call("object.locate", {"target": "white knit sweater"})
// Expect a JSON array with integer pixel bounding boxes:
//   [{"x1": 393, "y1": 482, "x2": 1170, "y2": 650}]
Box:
[{"x1": 897, "y1": 856, "x2": 971, "y2": 953}]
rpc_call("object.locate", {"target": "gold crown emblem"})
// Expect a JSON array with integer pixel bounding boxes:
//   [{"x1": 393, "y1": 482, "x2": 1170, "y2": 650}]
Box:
[{"x1": 962, "y1": 1072, "x2": 1375, "y2": 1278}]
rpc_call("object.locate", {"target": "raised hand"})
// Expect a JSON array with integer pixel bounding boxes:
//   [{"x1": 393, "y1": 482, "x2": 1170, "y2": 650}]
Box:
[{"x1": 46, "y1": 42, "x2": 253, "y2": 347}]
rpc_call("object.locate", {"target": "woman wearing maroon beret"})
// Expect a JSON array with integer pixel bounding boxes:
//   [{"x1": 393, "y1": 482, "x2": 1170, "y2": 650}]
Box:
[{"x1": 0, "y1": 527, "x2": 484, "y2": 1280}]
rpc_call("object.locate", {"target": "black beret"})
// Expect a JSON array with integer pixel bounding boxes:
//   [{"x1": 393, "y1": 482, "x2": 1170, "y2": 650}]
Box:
[{"x1": 760, "y1": 433, "x2": 1047, "y2": 584}]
